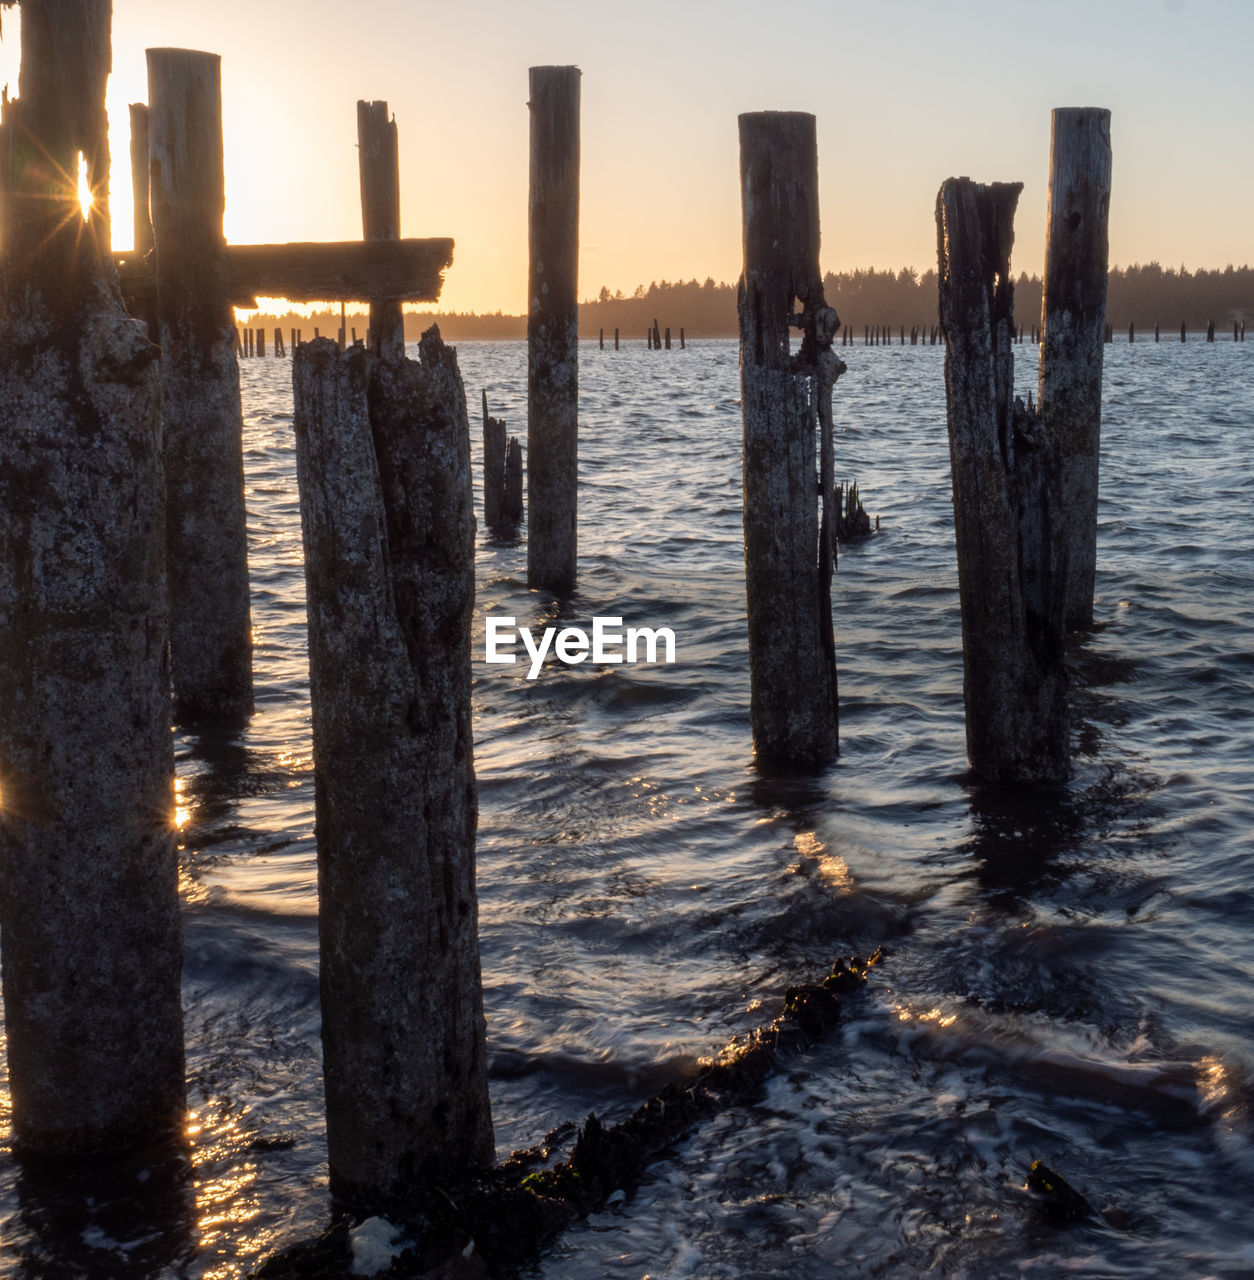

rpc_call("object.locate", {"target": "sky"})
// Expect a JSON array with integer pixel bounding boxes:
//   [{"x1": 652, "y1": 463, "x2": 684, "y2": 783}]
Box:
[{"x1": 2, "y1": 0, "x2": 1251, "y2": 314}]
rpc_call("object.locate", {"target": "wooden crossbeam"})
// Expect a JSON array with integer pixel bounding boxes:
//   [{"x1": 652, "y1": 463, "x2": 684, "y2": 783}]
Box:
[{"x1": 115, "y1": 236, "x2": 454, "y2": 309}]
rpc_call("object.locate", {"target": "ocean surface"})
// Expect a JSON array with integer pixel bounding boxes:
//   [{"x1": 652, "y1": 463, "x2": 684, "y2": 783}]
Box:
[{"x1": 1, "y1": 334, "x2": 1252, "y2": 1279}]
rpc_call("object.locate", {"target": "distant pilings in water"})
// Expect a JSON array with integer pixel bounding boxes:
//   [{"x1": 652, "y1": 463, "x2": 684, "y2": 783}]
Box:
[
  {"x1": 482, "y1": 390, "x2": 524, "y2": 531},
  {"x1": 148, "y1": 47, "x2": 254, "y2": 724},
  {"x1": 0, "y1": 0, "x2": 185, "y2": 1155},
  {"x1": 937, "y1": 177, "x2": 1069, "y2": 785},
  {"x1": 738, "y1": 111, "x2": 842, "y2": 765},
  {"x1": 527, "y1": 65, "x2": 580, "y2": 595},
  {"x1": 1039, "y1": 106, "x2": 1112, "y2": 633},
  {"x1": 291, "y1": 332, "x2": 493, "y2": 1203}
]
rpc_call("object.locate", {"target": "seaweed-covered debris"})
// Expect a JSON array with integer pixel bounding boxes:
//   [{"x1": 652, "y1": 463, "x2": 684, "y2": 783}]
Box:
[{"x1": 249, "y1": 951, "x2": 884, "y2": 1279}]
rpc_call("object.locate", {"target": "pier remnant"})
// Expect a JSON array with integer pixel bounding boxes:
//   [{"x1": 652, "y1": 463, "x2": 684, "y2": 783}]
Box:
[
  {"x1": 0, "y1": 0, "x2": 185, "y2": 1152},
  {"x1": 148, "y1": 47, "x2": 253, "y2": 722},
  {"x1": 292, "y1": 331, "x2": 493, "y2": 1203},
  {"x1": 527, "y1": 65, "x2": 581, "y2": 594},
  {"x1": 482, "y1": 392, "x2": 525, "y2": 532},
  {"x1": 1038, "y1": 107, "x2": 1112, "y2": 632},
  {"x1": 738, "y1": 111, "x2": 843, "y2": 764},
  {"x1": 357, "y1": 99, "x2": 404, "y2": 358},
  {"x1": 936, "y1": 177, "x2": 1069, "y2": 784}
]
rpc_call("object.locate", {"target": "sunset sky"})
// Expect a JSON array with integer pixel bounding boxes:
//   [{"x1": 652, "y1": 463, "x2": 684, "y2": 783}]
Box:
[{"x1": 2, "y1": 0, "x2": 1250, "y2": 314}]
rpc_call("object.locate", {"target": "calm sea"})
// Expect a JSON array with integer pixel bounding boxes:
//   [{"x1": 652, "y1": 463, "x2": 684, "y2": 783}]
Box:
[{"x1": 1, "y1": 335, "x2": 1252, "y2": 1278}]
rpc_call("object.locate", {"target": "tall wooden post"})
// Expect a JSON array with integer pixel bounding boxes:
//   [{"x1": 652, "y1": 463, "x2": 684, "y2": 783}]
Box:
[
  {"x1": 1038, "y1": 108, "x2": 1112, "y2": 633},
  {"x1": 292, "y1": 332, "x2": 493, "y2": 1203},
  {"x1": 527, "y1": 66, "x2": 580, "y2": 595},
  {"x1": 357, "y1": 100, "x2": 404, "y2": 359},
  {"x1": 129, "y1": 102, "x2": 153, "y2": 255},
  {"x1": 937, "y1": 177, "x2": 1069, "y2": 784},
  {"x1": 0, "y1": 0, "x2": 185, "y2": 1153},
  {"x1": 148, "y1": 48, "x2": 253, "y2": 723},
  {"x1": 738, "y1": 112, "x2": 842, "y2": 765}
]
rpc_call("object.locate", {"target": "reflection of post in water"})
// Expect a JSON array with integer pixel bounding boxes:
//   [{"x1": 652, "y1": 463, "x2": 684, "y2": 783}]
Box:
[{"x1": 13, "y1": 1139, "x2": 194, "y2": 1280}]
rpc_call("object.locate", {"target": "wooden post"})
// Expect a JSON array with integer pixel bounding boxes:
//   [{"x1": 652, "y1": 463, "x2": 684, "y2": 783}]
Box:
[
  {"x1": 0, "y1": 0, "x2": 185, "y2": 1153},
  {"x1": 738, "y1": 112, "x2": 842, "y2": 764},
  {"x1": 614, "y1": 326, "x2": 619, "y2": 350},
  {"x1": 256, "y1": 326, "x2": 265, "y2": 357},
  {"x1": 129, "y1": 102, "x2": 153, "y2": 257},
  {"x1": 599, "y1": 327, "x2": 603, "y2": 349},
  {"x1": 504, "y1": 437, "x2": 524, "y2": 525},
  {"x1": 292, "y1": 331, "x2": 493, "y2": 1203},
  {"x1": 1180, "y1": 320, "x2": 1186, "y2": 341},
  {"x1": 1155, "y1": 321, "x2": 1160, "y2": 341},
  {"x1": 1038, "y1": 107, "x2": 1112, "y2": 633},
  {"x1": 1129, "y1": 321, "x2": 1134, "y2": 342},
  {"x1": 291, "y1": 326, "x2": 297, "y2": 351},
  {"x1": 148, "y1": 48, "x2": 253, "y2": 723},
  {"x1": 275, "y1": 326, "x2": 285, "y2": 357},
  {"x1": 357, "y1": 100, "x2": 404, "y2": 359},
  {"x1": 1235, "y1": 321, "x2": 1240, "y2": 342},
  {"x1": 664, "y1": 325, "x2": 671, "y2": 349},
  {"x1": 527, "y1": 66, "x2": 580, "y2": 595},
  {"x1": 937, "y1": 177, "x2": 1069, "y2": 784},
  {"x1": 482, "y1": 388, "x2": 506, "y2": 529},
  {"x1": 680, "y1": 326, "x2": 685, "y2": 348}
]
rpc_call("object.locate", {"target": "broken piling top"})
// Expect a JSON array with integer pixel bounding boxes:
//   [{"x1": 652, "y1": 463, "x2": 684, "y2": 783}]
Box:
[
  {"x1": 738, "y1": 111, "x2": 824, "y2": 363},
  {"x1": 1040, "y1": 107, "x2": 1112, "y2": 633},
  {"x1": 357, "y1": 99, "x2": 405, "y2": 357},
  {"x1": 527, "y1": 65, "x2": 581, "y2": 596}
]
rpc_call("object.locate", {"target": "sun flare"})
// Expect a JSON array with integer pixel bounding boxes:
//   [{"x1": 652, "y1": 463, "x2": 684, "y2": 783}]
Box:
[{"x1": 76, "y1": 153, "x2": 92, "y2": 221}]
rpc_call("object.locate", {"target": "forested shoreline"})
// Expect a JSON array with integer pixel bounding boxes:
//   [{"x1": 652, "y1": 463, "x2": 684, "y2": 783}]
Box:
[{"x1": 248, "y1": 263, "x2": 1254, "y2": 342}]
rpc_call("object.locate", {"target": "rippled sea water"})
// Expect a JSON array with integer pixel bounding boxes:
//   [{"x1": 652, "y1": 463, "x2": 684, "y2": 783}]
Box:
[{"x1": 2, "y1": 335, "x2": 1252, "y2": 1278}]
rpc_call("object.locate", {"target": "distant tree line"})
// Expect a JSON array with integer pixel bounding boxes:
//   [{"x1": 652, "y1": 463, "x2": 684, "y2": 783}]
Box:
[{"x1": 246, "y1": 263, "x2": 1253, "y2": 342}]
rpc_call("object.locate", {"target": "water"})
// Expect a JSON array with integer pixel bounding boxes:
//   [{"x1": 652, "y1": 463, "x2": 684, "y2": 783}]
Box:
[{"x1": 2, "y1": 336, "x2": 1253, "y2": 1278}]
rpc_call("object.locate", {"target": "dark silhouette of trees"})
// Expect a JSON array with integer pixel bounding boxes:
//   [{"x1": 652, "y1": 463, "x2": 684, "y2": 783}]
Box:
[{"x1": 243, "y1": 264, "x2": 1252, "y2": 342}]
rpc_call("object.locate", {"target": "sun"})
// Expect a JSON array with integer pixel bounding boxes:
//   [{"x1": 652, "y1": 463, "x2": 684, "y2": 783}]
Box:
[{"x1": 76, "y1": 152, "x2": 92, "y2": 221}]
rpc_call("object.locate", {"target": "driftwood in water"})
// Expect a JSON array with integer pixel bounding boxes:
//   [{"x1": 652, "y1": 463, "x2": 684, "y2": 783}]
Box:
[
  {"x1": 527, "y1": 66, "x2": 581, "y2": 594},
  {"x1": 0, "y1": 0, "x2": 184, "y2": 1153},
  {"x1": 148, "y1": 47, "x2": 253, "y2": 723},
  {"x1": 1038, "y1": 107, "x2": 1112, "y2": 633},
  {"x1": 738, "y1": 111, "x2": 843, "y2": 765},
  {"x1": 357, "y1": 100, "x2": 404, "y2": 358},
  {"x1": 291, "y1": 330, "x2": 492, "y2": 1205},
  {"x1": 936, "y1": 177, "x2": 1069, "y2": 784}
]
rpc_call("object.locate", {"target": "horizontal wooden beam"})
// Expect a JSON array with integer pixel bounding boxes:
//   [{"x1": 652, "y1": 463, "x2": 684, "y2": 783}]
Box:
[{"x1": 115, "y1": 236, "x2": 454, "y2": 309}]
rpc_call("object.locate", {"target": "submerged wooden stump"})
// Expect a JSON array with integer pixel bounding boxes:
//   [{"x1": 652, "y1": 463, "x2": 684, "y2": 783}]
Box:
[
  {"x1": 292, "y1": 329, "x2": 493, "y2": 1204},
  {"x1": 1039, "y1": 107, "x2": 1112, "y2": 633},
  {"x1": 483, "y1": 389, "x2": 507, "y2": 529},
  {"x1": 936, "y1": 177, "x2": 1069, "y2": 784},
  {"x1": 738, "y1": 112, "x2": 843, "y2": 765},
  {"x1": 527, "y1": 65, "x2": 581, "y2": 595},
  {"x1": 0, "y1": 0, "x2": 185, "y2": 1153},
  {"x1": 148, "y1": 47, "x2": 253, "y2": 723}
]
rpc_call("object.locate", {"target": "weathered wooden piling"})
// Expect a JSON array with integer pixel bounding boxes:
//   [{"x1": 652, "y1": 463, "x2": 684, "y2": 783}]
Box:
[
  {"x1": 527, "y1": 65, "x2": 580, "y2": 595},
  {"x1": 0, "y1": 0, "x2": 185, "y2": 1153},
  {"x1": 680, "y1": 326, "x2": 685, "y2": 348},
  {"x1": 292, "y1": 331, "x2": 493, "y2": 1203},
  {"x1": 1129, "y1": 321, "x2": 1134, "y2": 342},
  {"x1": 738, "y1": 112, "x2": 842, "y2": 764},
  {"x1": 482, "y1": 388, "x2": 506, "y2": 529},
  {"x1": 1038, "y1": 107, "x2": 1111, "y2": 634},
  {"x1": 1180, "y1": 320, "x2": 1186, "y2": 341},
  {"x1": 1155, "y1": 321, "x2": 1160, "y2": 341},
  {"x1": 599, "y1": 327, "x2": 603, "y2": 349},
  {"x1": 148, "y1": 47, "x2": 253, "y2": 722},
  {"x1": 357, "y1": 99, "x2": 404, "y2": 359},
  {"x1": 504, "y1": 437, "x2": 524, "y2": 525},
  {"x1": 937, "y1": 177, "x2": 1069, "y2": 784},
  {"x1": 129, "y1": 102, "x2": 153, "y2": 256},
  {"x1": 664, "y1": 325, "x2": 671, "y2": 349},
  {"x1": 256, "y1": 326, "x2": 265, "y2": 357},
  {"x1": 1206, "y1": 320, "x2": 1215, "y2": 342},
  {"x1": 275, "y1": 326, "x2": 285, "y2": 356},
  {"x1": 614, "y1": 326, "x2": 619, "y2": 349}
]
